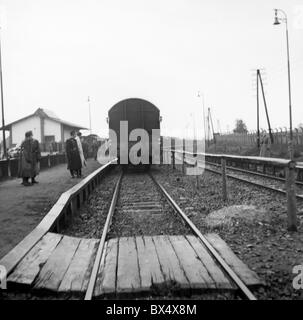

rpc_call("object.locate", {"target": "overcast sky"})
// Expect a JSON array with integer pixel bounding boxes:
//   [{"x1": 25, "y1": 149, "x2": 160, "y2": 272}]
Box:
[{"x1": 0, "y1": 0, "x2": 302, "y2": 139}]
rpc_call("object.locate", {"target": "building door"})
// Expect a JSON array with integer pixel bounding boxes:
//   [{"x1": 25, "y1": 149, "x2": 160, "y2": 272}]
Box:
[{"x1": 45, "y1": 135, "x2": 55, "y2": 153}]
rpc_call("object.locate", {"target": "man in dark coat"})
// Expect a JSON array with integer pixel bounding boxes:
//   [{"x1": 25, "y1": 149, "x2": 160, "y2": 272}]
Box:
[
  {"x1": 18, "y1": 131, "x2": 41, "y2": 186},
  {"x1": 66, "y1": 130, "x2": 82, "y2": 178},
  {"x1": 31, "y1": 138, "x2": 41, "y2": 183}
]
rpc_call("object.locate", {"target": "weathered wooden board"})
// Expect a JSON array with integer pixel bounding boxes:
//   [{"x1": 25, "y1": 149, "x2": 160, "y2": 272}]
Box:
[
  {"x1": 135, "y1": 236, "x2": 165, "y2": 290},
  {"x1": 0, "y1": 227, "x2": 46, "y2": 275},
  {"x1": 8, "y1": 233, "x2": 63, "y2": 286},
  {"x1": 94, "y1": 239, "x2": 118, "y2": 297},
  {"x1": 185, "y1": 236, "x2": 234, "y2": 290},
  {"x1": 6, "y1": 233, "x2": 261, "y2": 296},
  {"x1": 58, "y1": 238, "x2": 98, "y2": 293},
  {"x1": 169, "y1": 236, "x2": 214, "y2": 289},
  {"x1": 116, "y1": 237, "x2": 141, "y2": 294},
  {"x1": 205, "y1": 233, "x2": 262, "y2": 287},
  {"x1": 34, "y1": 236, "x2": 81, "y2": 291},
  {"x1": 152, "y1": 235, "x2": 190, "y2": 288}
]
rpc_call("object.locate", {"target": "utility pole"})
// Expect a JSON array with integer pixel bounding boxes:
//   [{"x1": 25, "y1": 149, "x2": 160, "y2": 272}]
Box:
[
  {"x1": 256, "y1": 69, "x2": 260, "y2": 148},
  {"x1": 198, "y1": 91, "x2": 207, "y2": 141},
  {"x1": 208, "y1": 108, "x2": 216, "y2": 144},
  {"x1": 202, "y1": 94, "x2": 206, "y2": 140},
  {"x1": 207, "y1": 109, "x2": 210, "y2": 146},
  {"x1": 0, "y1": 28, "x2": 6, "y2": 159},
  {"x1": 88, "y1": 96, "x2": 92, "y2": 134},
  {"x1": 258, "y1": 70, "x2": 273, "y2": 143},
  {"x1": 253, "y1": 68, "x2": 273, "y2": 147}
]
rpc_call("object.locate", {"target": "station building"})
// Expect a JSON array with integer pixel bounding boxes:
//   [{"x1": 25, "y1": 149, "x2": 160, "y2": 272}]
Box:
[{"x1": 1, "y1": 108, "x2": 86, "y2": 152}]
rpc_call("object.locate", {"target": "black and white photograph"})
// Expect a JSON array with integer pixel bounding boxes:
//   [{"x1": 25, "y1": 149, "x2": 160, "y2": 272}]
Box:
[{"x1": 0, "y1": 0, "x2": 303, "y2": 308}]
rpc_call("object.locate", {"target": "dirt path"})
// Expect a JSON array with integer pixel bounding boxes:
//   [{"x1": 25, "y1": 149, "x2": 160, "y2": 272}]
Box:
[{"x1": 0, "y1": 159, "x2": 102, "y2": 259}]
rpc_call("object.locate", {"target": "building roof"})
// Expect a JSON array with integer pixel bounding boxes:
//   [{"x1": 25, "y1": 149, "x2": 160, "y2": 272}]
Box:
[{"x1": 0, "y1": 108, "x2": 88, "y2": 130}]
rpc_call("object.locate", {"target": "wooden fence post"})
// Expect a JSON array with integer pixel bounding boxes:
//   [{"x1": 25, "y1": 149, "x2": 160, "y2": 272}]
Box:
[
  {"x1": 182, "y1": 152, "x2": 186, "y2": 174},
  {"x1": 285, "y1": 161, "x2": 297, "y2": 231},
  {"x1": 172, "y1": 151, "x2": 175, "y2": 169},
  {"x1": 71, "y1": 197, "x2": 77, "y2": 218},
  {"x1": 171, "y1": 138, "x2": 175, "y2": 170},
  {"x1": 221, "y1": 157, "x2": 227, "y2": 201},
  {"x1": 7, "y1": 158, "x2": 11, "y2": 178},
  {"x1": 182, "y1": 138, "x2": 185, "y2": 174},
  {"x1": 160, "y1": 136, "x2": 163, "y2": 164},
  {"x1": 196, "y1": 174, "x2": 200, "y2": 190}
]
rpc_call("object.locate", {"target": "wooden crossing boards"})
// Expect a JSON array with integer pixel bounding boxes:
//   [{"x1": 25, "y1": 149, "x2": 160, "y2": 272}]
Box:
[
  {"x1": 7, "y1": 233, "x2": 262, "y2": 297},
  {"x1": 94, "y1": 234, "x2": 262, "y2": 297},
  {"x1": 8, "y1": 233, "x2": 98, "y2": 294}
]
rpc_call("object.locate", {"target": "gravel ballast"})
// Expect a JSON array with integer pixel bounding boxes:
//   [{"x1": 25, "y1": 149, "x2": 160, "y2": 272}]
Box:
[{"x1": 153, "y1": 164, "x2": 303, "y2": 300}]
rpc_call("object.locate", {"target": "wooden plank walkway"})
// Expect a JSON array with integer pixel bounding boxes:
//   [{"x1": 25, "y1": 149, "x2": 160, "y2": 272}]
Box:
[{"x1": 7, "y1": 233, "x2": 262, "y2": 297}]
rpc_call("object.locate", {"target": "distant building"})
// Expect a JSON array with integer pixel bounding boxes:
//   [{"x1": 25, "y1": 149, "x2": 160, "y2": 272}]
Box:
[{"x1": 1, "y1": 108, "x2": 87, "y2": 152}]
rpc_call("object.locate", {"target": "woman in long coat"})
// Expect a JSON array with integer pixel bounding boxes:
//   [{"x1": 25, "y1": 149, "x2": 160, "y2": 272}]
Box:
[
  {"x1": 18, "y1": 131, "x2": 41, "y2": 186},
  {"x1": 66, "y1": 130, "x2": 82, "y2": 178}
]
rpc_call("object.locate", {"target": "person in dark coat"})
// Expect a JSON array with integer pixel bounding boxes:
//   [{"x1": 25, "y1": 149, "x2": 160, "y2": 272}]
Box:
[
  {"x1": 80, "y1": 136, "x2": 89, "y2": 160},
  {"x1": 18, "y1": 131, "x2": 41, "y2": 186},
  {"x1": 92, "y1": 140, "x2": 99, "y2": 161},
  {"x1": 31, "y1": 138, "x2": 41, "y2": 183},
  {"x1": 66, "y1": 130, "x2": 82, "y2": 178},
  {"x1": 31, "y1": 139, "x2": 41, "y2": 184}
]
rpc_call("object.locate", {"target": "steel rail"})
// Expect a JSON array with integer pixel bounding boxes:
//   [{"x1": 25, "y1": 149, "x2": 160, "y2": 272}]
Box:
[
  {"x1": 179, "y1": 153, "x2": 303, "y2": 200},
  {"x1": 84, "y1": 172, "x2": 123, "y2": 300},
  {"x1": 205, "y1": 160, "x2": 303, "y2": 186},
  {"x1": 150, "y1": 174, "x2": 257, "y2": 300},
  {"x1": 203, "y1": 164, "x2": 303, "y2": 200}
]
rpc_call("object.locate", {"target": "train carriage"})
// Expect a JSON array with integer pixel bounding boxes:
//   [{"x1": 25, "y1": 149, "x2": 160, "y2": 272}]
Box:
[{"x1": 108, "y1": 98, "x2": 161, "y2": 167}]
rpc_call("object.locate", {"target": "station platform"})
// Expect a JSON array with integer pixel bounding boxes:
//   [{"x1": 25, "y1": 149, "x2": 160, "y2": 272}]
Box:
[{"x1": 0, "y1": 159, "x2": 101, "y2": 259}]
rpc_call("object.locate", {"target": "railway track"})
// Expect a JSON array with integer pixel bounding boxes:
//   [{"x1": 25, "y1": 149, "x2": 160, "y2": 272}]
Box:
[
  {"x1": 206, "y1": 160, "x2": 303, "y2": 187},
  {"x1": 84, "y1": 170, "x2": 257, "y2": 300},
  {"x1": 107, "y1": 172, "x2": 190, "y2": 238},
  {"x1": 179, "y1": 153, "x2": 303, "y2": 200},
  {"x1": 3, "y1": 164, "x2": 262, "y2": 300},
  {"x1": 203, "y1": 161, "x2": 303, "y2": 200}
]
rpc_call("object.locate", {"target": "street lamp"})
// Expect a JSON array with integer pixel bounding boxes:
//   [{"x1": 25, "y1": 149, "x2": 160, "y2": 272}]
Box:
[{"x1": 273, "y1": 9, "x2": 293, "y2": 159}]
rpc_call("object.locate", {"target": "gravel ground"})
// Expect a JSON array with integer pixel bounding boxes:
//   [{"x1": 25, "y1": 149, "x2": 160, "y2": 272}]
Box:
[
  {"x1": 61, "y1": 167, "x2": 121, "y2": 238},
  {"x1": 152, "y1": 164, "x2": 303, "y2": 300}
]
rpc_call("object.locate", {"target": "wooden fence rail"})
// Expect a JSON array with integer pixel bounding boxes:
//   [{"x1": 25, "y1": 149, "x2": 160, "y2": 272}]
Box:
[{"x1": 0, "y1": 153, "x2": 67, "y2": 180}]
